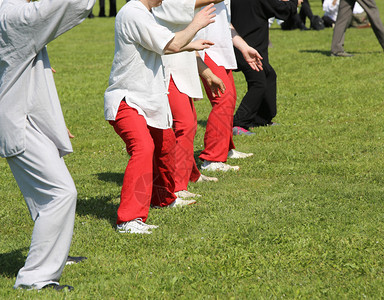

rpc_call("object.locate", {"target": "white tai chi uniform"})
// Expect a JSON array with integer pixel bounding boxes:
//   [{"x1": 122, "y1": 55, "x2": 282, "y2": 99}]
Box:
[
  {"x1": 152, "y1": 0, "x2": 204, "y2": 191},
  {"x1": 0, "y1": 0, "x2": 94, "y2": 289},
  {"x1": 104, "y1": 0, "x2": 178, "y2": 221},
  {"x1": 194, "y1": 1, "x2": 239, "y2": 163},
  {"x1": 153, "y1": 0, "x2": 203, "y2": 99}
]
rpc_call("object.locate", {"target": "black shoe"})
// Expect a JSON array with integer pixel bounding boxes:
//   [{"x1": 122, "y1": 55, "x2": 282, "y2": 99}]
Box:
[
  {"x1": 66, "y1": 256, "x2": 87, "y2": 265},
  {"x1": 42, "y1": 283, "x2": 74, "y2": 292},
  {"x1": 331, "y1": 51, "x2": 354, "y2": 57}
]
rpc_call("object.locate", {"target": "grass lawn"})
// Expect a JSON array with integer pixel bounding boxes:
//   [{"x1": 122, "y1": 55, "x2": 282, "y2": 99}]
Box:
[{"x1": 1, "y1": 0, "x2": 384, "y2": 298}]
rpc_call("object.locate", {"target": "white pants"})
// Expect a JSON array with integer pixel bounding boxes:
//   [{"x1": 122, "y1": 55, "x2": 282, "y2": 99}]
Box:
[{"x1": 7, "y1": 119, "x2": 77, "y2": 290}]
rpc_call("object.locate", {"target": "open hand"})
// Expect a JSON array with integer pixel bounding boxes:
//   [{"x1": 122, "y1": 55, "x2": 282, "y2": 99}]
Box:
[
  {"x1": 242, "y1": 47, "x2": 263, "y2": 71},
  {"x1": 193, "y1": 3, "x2": 216, "y2": 29},
  {"x1": 206, "y1": 73, "x2": 226, "y2": 98}
]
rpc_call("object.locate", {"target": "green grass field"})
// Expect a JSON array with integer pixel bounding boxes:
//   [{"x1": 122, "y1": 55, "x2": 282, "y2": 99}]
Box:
[{"x1": 1, "y1": 1, "x2": 384, "y2": 298}]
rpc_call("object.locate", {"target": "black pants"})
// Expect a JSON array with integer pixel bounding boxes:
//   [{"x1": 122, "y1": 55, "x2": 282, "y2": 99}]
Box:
[
  {"x1": 281, "y1": 0, "x2": 314, "y2": 30},
  {"x1": 233, "y1": 64, "x2": 277, "y2": 129},
  {"x1": 299, "y1": 0, "x2": 314, "y2": 26},
  {"x1": 99, "y1": 0, "x2": 117, "y2": 17}
]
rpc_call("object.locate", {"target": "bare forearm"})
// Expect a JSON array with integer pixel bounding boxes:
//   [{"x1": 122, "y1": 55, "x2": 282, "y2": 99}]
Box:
[
  {"x1": 164, "y1": 23, "x2": 202, "y2": 54},
  {"x1": 230, "y1": 24, "x2": 263, "y2": 71},
  {"x1": 230, "y1": 23, "x2": 248, "y2": 53},
  {"x1": 196, "y1": 52, "x2": 212, "y2": 79},
  {"x1": 164, "y1": 3, "x2": 216, "y2": 54},
  {"x1": 195, "y1": 52, "x2": 226, "y2": 97}
]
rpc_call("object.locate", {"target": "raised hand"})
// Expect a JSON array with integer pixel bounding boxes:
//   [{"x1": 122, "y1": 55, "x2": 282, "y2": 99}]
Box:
[{"x1": 193, "y1": 3, "x2": 216, "y2": 30}]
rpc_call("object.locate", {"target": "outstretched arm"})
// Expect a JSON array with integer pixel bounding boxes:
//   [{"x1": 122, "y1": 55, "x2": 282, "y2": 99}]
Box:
[
  {"x1": 230, "y1": 23, "x2": 263, "y2": 71},
  {"x1": 164, "y1": 4, "x2": 216, "y2": 54}
]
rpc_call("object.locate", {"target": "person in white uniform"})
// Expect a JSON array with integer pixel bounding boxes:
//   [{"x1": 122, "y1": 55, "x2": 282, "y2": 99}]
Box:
[
  {"x1": 153, "y1": 0, "x2": 225, "y2": 199},
  {"x1": 195, "y1": 0, "x2": 263, "y2": 171},
  {"x1": 0, "y1": 0, "x2": 95, "y2": 291},
  {"x1": 104, "y1": 0, "x2": 216, "y2": 234}
]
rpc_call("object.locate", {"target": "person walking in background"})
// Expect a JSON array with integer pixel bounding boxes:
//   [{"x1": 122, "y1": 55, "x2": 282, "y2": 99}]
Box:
[
  {"x1": 195, "y1": 0, "x2": 263, "y2": 171},
  {"x1": 231, "y1": 0, "x2": 300, "y2": 133},
  {"x1": 104, "y1": 0, "x2": 216, "y2": 234},
  {"x1": 331, "y1": 0, "x2": 384, "y2": 56},
  {"x1": 153, "y1": 0, "x2": 225, "y2": 200},
  {"x1": 0, "y1": 0, "x2": 95, "y2": 291}
]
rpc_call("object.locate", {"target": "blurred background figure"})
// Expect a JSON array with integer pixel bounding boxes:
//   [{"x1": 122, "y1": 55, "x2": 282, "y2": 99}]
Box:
[
  {"x1": 280, "y1": 0, "x2": 325, "y2": 31},
  {"x1": 323, "y1": 0, "x2": 369, "y2": 28},
  {"x1": 99, "y1": 0, "x2": 116, "y2": 17},
  {"x1": 331, "y1": 0, "x2": 384, "y2": 57}
]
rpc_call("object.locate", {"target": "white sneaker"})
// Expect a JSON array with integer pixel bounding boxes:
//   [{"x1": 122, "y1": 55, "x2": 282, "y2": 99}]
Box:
[
  {"x1": 175, "y1": 190, "x2": 201, "y2": 198},
  {"x1": 227, "y1": 149, "x2": 253, "y2": 159},
  {"x1": 195, "y1": 174, "x2": 218, "y2": 183},
  {"x1": 201, "y1": 160, "x2": 239, "y2": 172},
  {"x1": 168, "y1": 198, "x2": 196, "y2": 208},
  {"x1": 116, "y1": 218, "x2": 158, "y2": 234}
]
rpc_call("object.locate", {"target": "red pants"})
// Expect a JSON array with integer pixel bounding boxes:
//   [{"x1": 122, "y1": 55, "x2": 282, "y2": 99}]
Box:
[
  {"x1": 199, "y1": 54, "x2": 236, "y2": 162},
  {"x1": 168, "y1": 77, "x2": 201, "y2": 192},
  {"x1": 109, "y1": 101, "x2": 177, "y2": 224}
]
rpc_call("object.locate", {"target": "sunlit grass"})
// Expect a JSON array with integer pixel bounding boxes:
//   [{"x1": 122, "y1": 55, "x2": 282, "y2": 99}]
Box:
[{"x1": 1, "y1": 1, "x2": 384, "y2": 298}]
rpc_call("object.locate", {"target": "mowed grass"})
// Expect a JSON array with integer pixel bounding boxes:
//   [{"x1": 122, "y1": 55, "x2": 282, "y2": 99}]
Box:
[{"x1": 1, "y1": 1, "x2": 384, "y2": 298}]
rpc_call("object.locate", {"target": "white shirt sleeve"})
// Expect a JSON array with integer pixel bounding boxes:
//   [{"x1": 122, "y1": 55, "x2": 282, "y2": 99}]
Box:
[
  {"x1": 4, "y1": 0, "x2": 95, "y2": 54},
  {"x1": 153, "y1": 0, "x2": 195, "y2": 25},
  {"x1": 125, "y1": 7, "x2": 175, "y2": 55}
]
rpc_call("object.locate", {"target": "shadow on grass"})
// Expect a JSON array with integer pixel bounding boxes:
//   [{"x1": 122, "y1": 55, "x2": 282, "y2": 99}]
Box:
[
  {"x1": 197, "y1": 119, "x2": 207, "y2": 128},
  {"x1": 299, "y1": 49, "x2": 380, "y2": 56},
  {"x1": 299, "y1": 49, "x2": 334, "y2": 56},
  {"x1": 76, "y1": 194, "x2": 119, "y2": 226},
  {"x1": 194, "y1": 150, "x2": 202, "y2": 168},
  {"x1": 97, "y1": 172, "x2": 123, "y2": 185},
  {"x1": 0, "y1": 248, "x2": 27, "y2": 277}
]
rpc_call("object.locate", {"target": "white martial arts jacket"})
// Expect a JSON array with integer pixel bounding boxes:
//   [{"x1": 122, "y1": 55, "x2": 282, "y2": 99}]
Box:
[
  {"x1": 0, "y1": 0, "x2": 95, "y2": 158},
  {"x1": 153, "y1": 0, "x2": 203, "y2": 99},
  {"x1": 104, "y1": 0, "x2": 175, "y2": 129},
  {"x1": 195, "y1": 0, "x2": 237, "y2": 70}
]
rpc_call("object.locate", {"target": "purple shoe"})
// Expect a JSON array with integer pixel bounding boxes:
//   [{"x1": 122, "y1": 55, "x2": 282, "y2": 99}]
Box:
[{"x1": 232, "y1": 126, "x2": 255, "y2": 136}]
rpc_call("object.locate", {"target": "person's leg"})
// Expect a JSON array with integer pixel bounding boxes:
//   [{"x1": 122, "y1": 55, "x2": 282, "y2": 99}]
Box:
[
  {"x1": 168, "y1": 77, "x2": 200, "y2": 192},
  {"x1": 109, "y1": 101, "x2": 154, "y2": 224},
  {"x1": 322, "y1": 15, "x2": 336, "y2": 27},
  {"x1": 109, "y1": 0, "x2": 117, "y2": 17},
  {"x1": 199, "y1": 54, "x2": 236, "y2": 163},
  {"x1": 299, "y1": 0, "x2": 314, "y2": 26},
  {"x1": 331, "y1": 0, "x2": 355, "y2": 53},
  {"x1": 149, "y1": 127, "x2": 177, "y2": 207},
  {"x1": 357, "y1": 0, "x2": 384, "y2": 50},
  {"x1": 8, "y1": 119, "x2": 77, "y2": 290},
  {"x1": 233, "y1": 65, "x2": 268, "y2": 129},
  {"x1": 250, "y1": 67, "x2": 277, "y2": 126},
  {"x1": 189, "y1": 161, "x2": 202, "y2": 182},
  {"x1": 99, "y1": 0, "x2": 106, "y2": 17}
]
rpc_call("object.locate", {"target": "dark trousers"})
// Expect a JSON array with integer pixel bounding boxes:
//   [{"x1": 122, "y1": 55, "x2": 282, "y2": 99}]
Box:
[
  {"x1": 233, "y1": 65, "x2": 277, "y2": 129},
  {"x1": 281, "y1": 0, "x2": 314, "y2": 30},
  {"x1": 299, "y1": 0, "x2": 314, "y2": 26},
  {"x1": 99, "y1": 0, "x2": 117, "y2": 17},
  {"x1": 331, "y1": 0, "x2": 384, "y2": 53}
]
